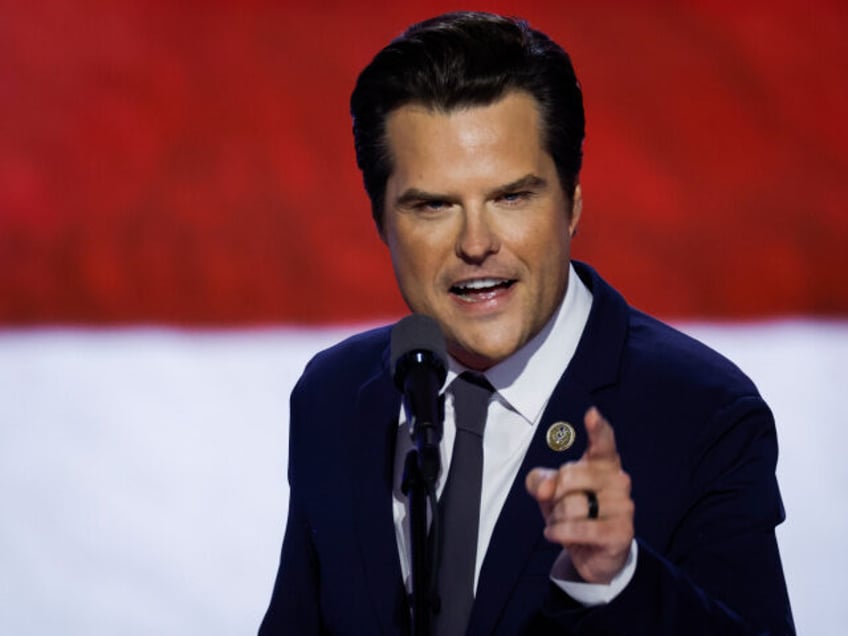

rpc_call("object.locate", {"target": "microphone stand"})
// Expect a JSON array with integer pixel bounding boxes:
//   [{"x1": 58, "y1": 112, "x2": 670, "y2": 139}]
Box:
[{"x1": 401, "y1": 393, "x2": 444, "y2": 636}]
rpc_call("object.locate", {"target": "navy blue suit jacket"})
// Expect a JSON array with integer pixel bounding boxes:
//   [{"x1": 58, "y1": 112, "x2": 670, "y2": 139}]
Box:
[{"x1": 260, "y1": 262, "x2": 794, "y2": 634}]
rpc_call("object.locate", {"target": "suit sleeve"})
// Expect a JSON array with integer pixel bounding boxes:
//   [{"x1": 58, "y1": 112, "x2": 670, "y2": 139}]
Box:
[
  {"x1": 258, "y1": 490, "x2": 324, "y2": 635},
  {"x1": 259, "y1": 371, "x2": 326, "y2": 636},
  {"x1": 540, "y1": 395, "x2": 795, "y2": 635}
]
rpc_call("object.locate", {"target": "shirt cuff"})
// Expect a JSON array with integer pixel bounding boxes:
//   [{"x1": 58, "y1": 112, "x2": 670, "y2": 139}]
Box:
[{"x1": 549, "y1": 539, "x2": 638, "y2": 606}]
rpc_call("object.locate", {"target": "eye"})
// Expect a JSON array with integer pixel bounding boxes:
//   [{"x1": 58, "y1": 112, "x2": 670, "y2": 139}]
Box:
[
  {"x1": 498, "y1": 191, "x2": 532, "y2": 205},
  {"x1": 415, "y1": 199, "x2": 451, "y2": 212}
]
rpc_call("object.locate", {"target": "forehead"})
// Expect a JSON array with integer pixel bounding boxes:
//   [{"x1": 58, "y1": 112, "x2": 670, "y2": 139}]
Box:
[{"x1": 384, "y1": 92, "x2": 550, "y2": 190}]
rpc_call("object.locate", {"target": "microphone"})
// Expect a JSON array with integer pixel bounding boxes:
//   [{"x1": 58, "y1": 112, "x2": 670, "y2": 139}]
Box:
[{"x1": 391, "y1": 314, "x2": 447, "y2": 483}]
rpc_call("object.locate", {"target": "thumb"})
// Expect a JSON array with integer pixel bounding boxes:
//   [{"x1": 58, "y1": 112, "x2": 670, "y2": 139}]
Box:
[{"x1": 526, "y1": 467, "x2": 557, "y2": 510}]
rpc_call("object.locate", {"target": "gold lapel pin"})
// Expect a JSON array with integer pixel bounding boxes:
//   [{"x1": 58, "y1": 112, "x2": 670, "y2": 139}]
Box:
[{"x1": 546, "y1": 421, "x2": 576, "y2": 451}]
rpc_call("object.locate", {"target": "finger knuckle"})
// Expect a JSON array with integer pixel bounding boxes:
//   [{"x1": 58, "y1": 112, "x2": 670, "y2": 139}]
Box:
[
  {"x1": 618, "y1": 471, "x2": 632, "y2": 494},
  {"x1": 556, "y1": 463, "x2": 577, "y2": 487}
]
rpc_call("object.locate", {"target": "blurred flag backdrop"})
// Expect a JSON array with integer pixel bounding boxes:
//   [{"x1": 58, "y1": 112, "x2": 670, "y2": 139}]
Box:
[{"x1": 1, "y1": 1, "x2": 846, "y2": 634}]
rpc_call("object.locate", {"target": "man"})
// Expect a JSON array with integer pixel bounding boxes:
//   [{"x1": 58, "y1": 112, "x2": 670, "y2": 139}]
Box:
[{"x1": 260, "y1": 12, "x2": 794, "y2": 635}]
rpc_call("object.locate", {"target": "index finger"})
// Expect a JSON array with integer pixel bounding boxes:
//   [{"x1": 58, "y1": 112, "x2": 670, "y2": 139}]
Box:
[{"x1": 583, "y1": 406, "x2": 619, "y2": 461}]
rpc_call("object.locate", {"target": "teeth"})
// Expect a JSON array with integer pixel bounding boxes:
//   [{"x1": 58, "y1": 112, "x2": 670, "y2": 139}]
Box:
[{"x1": 456, "y1": 278, "x2": 503, "y2": 291}]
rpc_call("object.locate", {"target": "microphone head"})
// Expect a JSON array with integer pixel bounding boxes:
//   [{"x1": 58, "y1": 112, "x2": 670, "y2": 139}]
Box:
[{"x1": 390, "y1": 314, "x2": 447, "y2": 387}]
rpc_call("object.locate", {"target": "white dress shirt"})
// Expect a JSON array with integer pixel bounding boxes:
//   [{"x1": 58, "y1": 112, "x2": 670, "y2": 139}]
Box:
[{"x1": 392, "y1": 263, "x2": 636, "y2": 606}]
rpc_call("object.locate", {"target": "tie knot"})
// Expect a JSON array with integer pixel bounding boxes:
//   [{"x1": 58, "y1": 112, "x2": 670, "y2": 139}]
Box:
[
  {"x1": 452, "y1": 372, "x2": 494, "y2": 436},
  {"x1": 458, "y1": 371, "x2": 494, "y2": 392}
]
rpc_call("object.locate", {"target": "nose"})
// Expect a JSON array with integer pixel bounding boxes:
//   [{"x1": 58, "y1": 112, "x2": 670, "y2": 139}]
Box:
[{"x1": 456, "y1": 205, "x2": 500, "y2": 263}]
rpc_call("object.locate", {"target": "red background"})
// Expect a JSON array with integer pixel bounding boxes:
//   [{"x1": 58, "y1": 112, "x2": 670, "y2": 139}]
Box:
[{"x1": 2, "y1": 0, "x2": 846, "y2": 325}]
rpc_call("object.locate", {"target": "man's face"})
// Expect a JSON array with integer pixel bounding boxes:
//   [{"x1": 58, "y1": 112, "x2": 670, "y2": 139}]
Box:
[{"x1": 381, "y1": 91, "x2": 581, "y2": 370}]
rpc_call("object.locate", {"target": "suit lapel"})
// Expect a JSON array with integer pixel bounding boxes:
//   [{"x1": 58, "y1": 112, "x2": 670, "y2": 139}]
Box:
[
  {"x1": 470, "y1": 375, "x2": 592, "y2": 634},
  {"x1": 350, "y1": 360, "x2": 409, "y2": 634},
  {"x1": 469, "y1": 263, "x2": 629, "y2": 634}
]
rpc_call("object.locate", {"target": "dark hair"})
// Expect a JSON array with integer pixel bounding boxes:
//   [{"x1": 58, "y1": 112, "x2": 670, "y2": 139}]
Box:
[{"x1": 350, "y1": 11, "x2": 585, "y2": 231}]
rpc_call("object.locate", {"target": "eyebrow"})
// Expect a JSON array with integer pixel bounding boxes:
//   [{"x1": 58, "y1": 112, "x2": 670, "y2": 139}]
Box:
[
  {"x1": 393, "y1": 173, "x2": 549, "y2": 208},
  {"x1": 486, "y1": 174, "x2": 548, "y2": 199}
]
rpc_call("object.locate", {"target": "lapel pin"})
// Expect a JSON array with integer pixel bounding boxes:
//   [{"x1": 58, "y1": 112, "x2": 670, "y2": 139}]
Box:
[{"x1": 546, "y1": 421, "x2": 576, "y2": 451}]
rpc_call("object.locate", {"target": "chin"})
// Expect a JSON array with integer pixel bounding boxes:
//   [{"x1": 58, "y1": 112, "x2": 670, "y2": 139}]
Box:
[{"x1": 448, "y1": 338, "x2": 517, "y2": 371}]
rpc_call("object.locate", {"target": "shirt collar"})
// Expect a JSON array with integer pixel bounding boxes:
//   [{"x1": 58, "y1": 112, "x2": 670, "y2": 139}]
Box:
[{"x1": 446, "y1": 262, "x2": 593, "y2": 425}]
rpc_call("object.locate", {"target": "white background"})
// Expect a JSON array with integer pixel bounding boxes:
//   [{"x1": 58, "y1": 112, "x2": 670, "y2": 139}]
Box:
[{"x1": 1, "y1": 321, "x2": 845, "y2": 634}]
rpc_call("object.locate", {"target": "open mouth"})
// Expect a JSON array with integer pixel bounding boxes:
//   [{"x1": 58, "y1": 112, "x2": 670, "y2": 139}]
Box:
[{"x1": 449, "y1": 278, "x2": 516, "y2": 302}]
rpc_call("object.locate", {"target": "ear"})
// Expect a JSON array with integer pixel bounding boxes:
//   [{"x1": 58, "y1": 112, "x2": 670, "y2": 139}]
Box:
[{"x1": 569, "y1": 184, "x2": 583, "y2": 237}]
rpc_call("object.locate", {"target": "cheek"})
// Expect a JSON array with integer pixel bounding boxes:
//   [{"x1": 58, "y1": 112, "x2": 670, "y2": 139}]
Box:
[
  {"x1": 506, "y1": 219, "x2": 568, "y2": 264},
  {"x1": 387, "y1": 232, "x2": 442, "y2": 300},
  {"x1": 389, "y1": 220, "x2": 453, "y2": 272},
  {"x1": 515, "y1": 222, "x2": 572, "y2": 290}
]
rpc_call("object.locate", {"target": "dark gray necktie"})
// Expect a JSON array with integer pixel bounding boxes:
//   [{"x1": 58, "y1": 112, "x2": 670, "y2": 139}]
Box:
[{"x1": 433, "y1": 372, "x2": 494, "y2": 636}]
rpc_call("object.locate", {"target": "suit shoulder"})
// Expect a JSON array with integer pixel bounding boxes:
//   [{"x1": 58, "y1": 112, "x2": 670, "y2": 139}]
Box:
[
  {"x1": 295, "y1": 324, "x2": 391, "y2": 395},
  {"x1": 625, "y1": 309, "x2": 761, "y2": 401}
]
